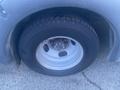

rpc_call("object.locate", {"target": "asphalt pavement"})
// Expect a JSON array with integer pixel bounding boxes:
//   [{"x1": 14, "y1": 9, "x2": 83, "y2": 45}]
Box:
[{"x1": 0, "y1": 58, "x2": 120, "y2": 90}]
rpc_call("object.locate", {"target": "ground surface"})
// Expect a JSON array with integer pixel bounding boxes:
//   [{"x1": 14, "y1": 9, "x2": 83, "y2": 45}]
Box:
[{"x1": 0, "y1": 59, "x2": 120, "y2": 90}]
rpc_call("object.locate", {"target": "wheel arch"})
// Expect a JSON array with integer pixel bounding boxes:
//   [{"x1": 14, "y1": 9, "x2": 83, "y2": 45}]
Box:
[{"x1": 10, "y1": 7, "x2": 114, "y2": 64}]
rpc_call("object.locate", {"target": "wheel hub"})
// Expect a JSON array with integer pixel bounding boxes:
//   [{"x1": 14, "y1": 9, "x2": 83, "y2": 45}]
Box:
[
  {"x1": 49, "y1": 38, "x2": 69, "y2": 51},
  {"x1": 36, "y1": 36, "x2": 84, "y2": 70}
]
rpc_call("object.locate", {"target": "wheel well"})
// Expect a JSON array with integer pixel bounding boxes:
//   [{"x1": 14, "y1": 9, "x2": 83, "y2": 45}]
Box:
[{"x1": 10, "y1": 7, "x2": 114, "y2": 64}]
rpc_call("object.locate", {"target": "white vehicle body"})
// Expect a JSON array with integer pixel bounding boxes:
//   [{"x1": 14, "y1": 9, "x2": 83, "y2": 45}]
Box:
[{"x1": 0, "y1": 0, "x2": 120, "y2": 64}]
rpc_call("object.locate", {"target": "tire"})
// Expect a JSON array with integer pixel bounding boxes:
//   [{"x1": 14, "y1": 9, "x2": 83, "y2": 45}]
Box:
[{"x1": 18, "y1": 15, "x2": 99, "y2": 76}]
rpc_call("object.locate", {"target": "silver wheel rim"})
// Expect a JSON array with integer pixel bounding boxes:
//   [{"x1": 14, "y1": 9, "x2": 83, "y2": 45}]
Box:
[{"x1": 36, "y1": 36, "x2": 84, "y2": 70}]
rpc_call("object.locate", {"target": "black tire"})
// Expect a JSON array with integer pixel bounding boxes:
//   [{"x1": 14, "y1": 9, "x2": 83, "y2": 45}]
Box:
[{"x1": 18, "y1": 15, "x2": 99, "y2": 76}]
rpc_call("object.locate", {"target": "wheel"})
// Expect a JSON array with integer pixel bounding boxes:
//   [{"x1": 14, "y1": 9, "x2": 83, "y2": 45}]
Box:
[{"x1": 18, "y1": 15, "x2": 99, "y2": 76}]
